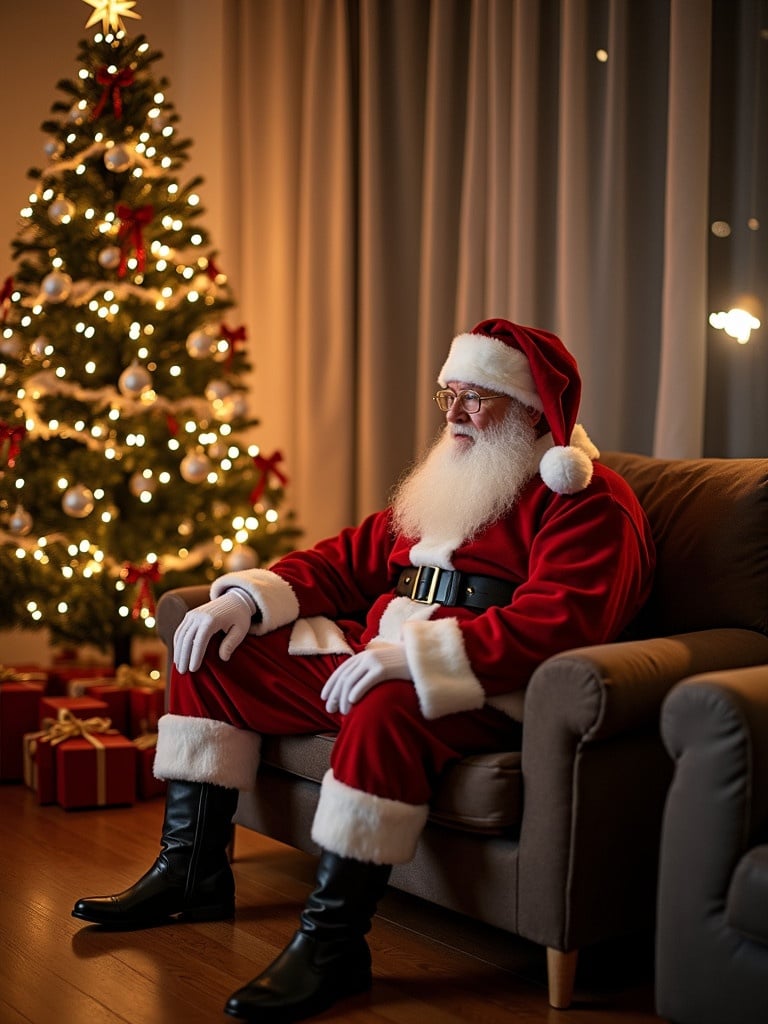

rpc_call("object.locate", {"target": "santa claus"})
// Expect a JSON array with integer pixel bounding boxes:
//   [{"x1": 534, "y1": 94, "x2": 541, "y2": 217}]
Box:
[{"x1": 73, "y1": 318, "x2": 655, "y2": 1023}]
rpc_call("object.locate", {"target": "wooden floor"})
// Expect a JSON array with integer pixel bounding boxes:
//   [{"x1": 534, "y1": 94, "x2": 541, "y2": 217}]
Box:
[{"x1": 0, "y1": 784, "x2": 669, "y2": 1024}]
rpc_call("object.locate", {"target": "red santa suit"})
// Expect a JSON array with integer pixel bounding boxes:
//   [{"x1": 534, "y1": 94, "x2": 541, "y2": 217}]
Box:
[{"x1": 155, "y1": 321, "x2": 655, "y2": 866}]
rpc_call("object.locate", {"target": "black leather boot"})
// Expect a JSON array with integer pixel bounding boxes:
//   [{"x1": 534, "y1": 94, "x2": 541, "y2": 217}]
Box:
[
  {"x1": 72, "y1": 779, "x2": 238, "y2": 927},
  {"x1": 225, "y1": 850, "x2": 392, "y2": 1022}
]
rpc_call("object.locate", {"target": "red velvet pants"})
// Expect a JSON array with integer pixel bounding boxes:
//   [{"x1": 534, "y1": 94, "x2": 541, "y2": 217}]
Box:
[{"x1": 168, "y1": 623, "x2": 521, "y2": 808}]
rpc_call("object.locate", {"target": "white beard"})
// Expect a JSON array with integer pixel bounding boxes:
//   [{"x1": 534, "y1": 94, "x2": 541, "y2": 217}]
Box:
[{"x1": 391, "y1": 402, "x2": 538, "y2": 560}]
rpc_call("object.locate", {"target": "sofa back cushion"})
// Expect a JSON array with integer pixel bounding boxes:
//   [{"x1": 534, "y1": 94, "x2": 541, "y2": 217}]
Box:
[{"x1": 601, "y1": 452, "x2": 768, "y2": 638}]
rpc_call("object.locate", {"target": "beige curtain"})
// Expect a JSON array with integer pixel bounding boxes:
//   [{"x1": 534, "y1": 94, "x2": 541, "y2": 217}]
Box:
[{"x1": 179, "y1": 0, "x2": 716, "y2": 545}]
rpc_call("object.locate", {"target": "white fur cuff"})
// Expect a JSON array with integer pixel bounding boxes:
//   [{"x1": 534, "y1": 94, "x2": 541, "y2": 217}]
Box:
[
  {"x1": 154, "y1": 713, "x2": 261, "y2": 791},
  {"x1": 211, "y1": 568, "x2": 300, "y2": 635},
  {"x1": 403, "y1": 617, "x2": 486, "y2": 718},
  {"x1": 311, "y1": 770, "x2": 428, "y2": 865}
]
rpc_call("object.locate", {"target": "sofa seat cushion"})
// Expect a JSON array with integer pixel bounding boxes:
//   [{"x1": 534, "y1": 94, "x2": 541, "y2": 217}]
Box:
[
  {"x1": 260, "y1": 733, "x2": 522, "y2": 835},
  {"x1": 726, "y1": 844, "x2": 768, "y2": 944}
]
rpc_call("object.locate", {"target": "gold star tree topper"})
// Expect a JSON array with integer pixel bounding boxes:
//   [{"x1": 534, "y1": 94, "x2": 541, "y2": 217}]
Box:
[{"x1": 83, "y1": 0, "x2": 141, "y2": 34}]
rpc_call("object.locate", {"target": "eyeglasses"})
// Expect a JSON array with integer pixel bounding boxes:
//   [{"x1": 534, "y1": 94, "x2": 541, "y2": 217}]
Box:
[{"x1": 433, "y1": 389, "x2": 504, "y2": 414}]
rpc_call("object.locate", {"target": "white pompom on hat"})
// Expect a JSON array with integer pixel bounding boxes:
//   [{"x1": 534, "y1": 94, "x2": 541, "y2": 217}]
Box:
[{"x1": 438, "y1": 318, "x2": 596, "y2": 494}]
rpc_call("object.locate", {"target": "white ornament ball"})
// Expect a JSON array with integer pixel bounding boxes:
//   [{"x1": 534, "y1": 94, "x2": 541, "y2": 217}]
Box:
[
  {"x1": 98, "y1": 245, "x2": 122, "y2": 270},
  {"x1": 118, "y1": 363, "x2": 152, "y2": 397},
  {"x1": 104, "y1": 144, "x2": 133, "y2": 173},
  {"x1": 62, "y1": 484, "x2": 95, "y2": 518},
  {"x1": 8, "y1": 506, "x2": 33, "y2": 536},
  {"x1": 225, "y1": 545, "x2": 259, "y2": 572},
  {"x1": 0, "y1": 332, "x2": 23, "y2": 358},
  {"x1": 180, "y1": 452, "x2": 211, "y2": 484},
  {"x1": 44, "y1": 138, "x2": 64, "y2": 160},
  {"x1": 42, "y1": 270, "x2": 73, "y2": 303},
  {"x1": 204, "y1": 379, "x2": 232, "y2": 402},
  {"x1": 224, "y1": 393, "x2": 248, "y2": 420},
  {"x1": 48, "y1": 197, "x2": 75, "y2": 225},
  {"x1": 129, "y1": 471, "x2": 157, "y2": 498},
  {"x1": 186, "y1": 330, "x2": 214, "y2": 360},
  {"x1": 30, "y1": 336, "x2": 51, "y2": 358},
  {"x1": 207, "y1": 440, "x2": 228, "y2": 461}
]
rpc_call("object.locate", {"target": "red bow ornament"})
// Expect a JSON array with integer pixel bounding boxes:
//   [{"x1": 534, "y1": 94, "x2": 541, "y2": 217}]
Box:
[
  {"x1": 116, "y1": 203, "x2": 154, "y2": 277},
  {"x1": 121, "y1": 561, "x2": 162, "y2": 620},
  {"x1": 0, "y1": 276, "x2": 14, "y2": 324},
  {"x1": 92, "y1": 65, "x2": 135, "y2": 121},
  {"x1": 0, "y1": 422, "x2": 26, "y2": 468},
  {"x1": 220, "y1": 323, "x2": 247, "y2": 367},
  {"x1": 250, "y1": 451, "x2": 289, "y2": 504}
]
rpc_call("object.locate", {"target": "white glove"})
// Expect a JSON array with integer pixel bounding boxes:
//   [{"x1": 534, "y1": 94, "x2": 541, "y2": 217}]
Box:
[
  {"x1": 321, "y1": 643, "x2": 411, "y2": 715},
  {"x1": 173, "y1": 588, "x2": 257, "y2": 674}
]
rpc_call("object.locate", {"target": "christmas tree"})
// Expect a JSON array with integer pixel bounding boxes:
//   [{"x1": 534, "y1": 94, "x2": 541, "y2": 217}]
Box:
[{"x1": 0, "y1": 0, "x2": 300, "y2": 665}]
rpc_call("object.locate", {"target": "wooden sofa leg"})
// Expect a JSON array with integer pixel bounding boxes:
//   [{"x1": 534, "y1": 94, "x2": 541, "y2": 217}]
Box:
[{"x1": 546, "y1": 947, "x2": 578, "y2": 1009}]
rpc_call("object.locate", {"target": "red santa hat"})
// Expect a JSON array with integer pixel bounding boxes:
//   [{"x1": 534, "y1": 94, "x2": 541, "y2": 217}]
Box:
[{"x1": 438, "y1": 317, "x2": 595, "y2": 494}]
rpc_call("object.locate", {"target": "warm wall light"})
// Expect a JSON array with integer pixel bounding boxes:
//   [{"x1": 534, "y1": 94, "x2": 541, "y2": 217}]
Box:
[{"x1": 709, "y1": 294, "x2": 763, "y2": 344}]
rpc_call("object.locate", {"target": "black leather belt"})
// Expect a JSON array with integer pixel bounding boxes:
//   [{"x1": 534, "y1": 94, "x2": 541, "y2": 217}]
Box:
[{"x1": 395, "y1": 565, "x2": 516, "y2": 610}]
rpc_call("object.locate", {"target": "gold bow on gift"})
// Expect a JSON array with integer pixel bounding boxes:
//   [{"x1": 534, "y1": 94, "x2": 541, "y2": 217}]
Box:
[
  {"x1": 133, "y1": 731, "x2": 158, "y2": 751},
  {"x1": 0, "y1": 664, "x2": 47, "y2": 683},
  {"x1": 33, "y1": 708, "x2": 117, "y2": 806},
  {"x1": 114, "y1": 663, "x2": 164, "y2": 689}
]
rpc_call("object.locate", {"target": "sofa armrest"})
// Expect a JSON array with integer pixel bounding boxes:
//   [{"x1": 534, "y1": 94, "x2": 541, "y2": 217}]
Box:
[
  {"x1": 655, "y1": 664, "x2": 768, "y2": 1024},
  {"x1": 155, "y1": 586, "x2": 211, "y2": 681},
  {"x1": 516, "y1": 628, "x2": 768, "y2": 951}
]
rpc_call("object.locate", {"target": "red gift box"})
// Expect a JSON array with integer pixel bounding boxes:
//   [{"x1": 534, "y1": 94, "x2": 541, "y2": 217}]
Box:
[
  {"x1": 79, "y1": 684, "x2": 128, "y2": 735},
  {"x1": 39, "y1": 695, "x2": 109, "y2": 728},
  {"x1": 24, "y1": 705, "x2": 115, "y2": 804},
  {"x1": 134, "y1": 733, "x2": 166, "y2": 799},
  {"x1": 1, "y1": 676, "x2": 47, "y2": 780},
  {"x1": 128, "y1": 684, "x2": 166, "y2": 738},
  {"x1": 47, "y1": 663, "x2": 114, "y2": 696},
  {"x1": 56, "y1": 732, "x2": 136, "y2": 810}
]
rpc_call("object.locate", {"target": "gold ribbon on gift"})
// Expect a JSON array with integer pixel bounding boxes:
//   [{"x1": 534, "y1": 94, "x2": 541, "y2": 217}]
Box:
[
  {"x1": 133, "y1": 731, "x2": 158, "y2": 751},
  {"x1": 35, "y1": 708, "x2": 117, "y2": 806},
  {"x1": 115, "y1": 664, "x2": 165, "y2": 690},
  {"x1": 0, "y1": 664, "x2": 47, "y2": 683}
]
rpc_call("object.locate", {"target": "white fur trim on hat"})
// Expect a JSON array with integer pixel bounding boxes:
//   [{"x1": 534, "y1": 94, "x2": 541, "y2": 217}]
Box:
[
  {"x1": 211, "y1": 568, "x2": 299, "y2": 635},
  {"x1": 311, "y1": 769, "x2": 428, "y2": 864},
  {"x1": 438, "y1": 332, "x2": 542, "y2": 410},
  {"x1": 154, "y1": 713, "x2": 261, "y2": 791},
  {"x1": 402, "y1": 616, "x2": 486, "y2": 719}
]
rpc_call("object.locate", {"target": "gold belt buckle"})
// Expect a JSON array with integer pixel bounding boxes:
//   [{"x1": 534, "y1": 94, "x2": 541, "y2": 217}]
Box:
[{"x1": 413, "y1": 565, "x2": 441, "y2": 603}]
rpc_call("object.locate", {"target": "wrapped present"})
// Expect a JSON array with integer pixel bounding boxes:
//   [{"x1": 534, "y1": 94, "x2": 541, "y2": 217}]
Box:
[
  {"x1": 25, "y1": 707, "x2": 135, "y2": 809},
  {"x1": 47, "y1": 663, "x2": 114, "y2": 697},
  {"x1": 23, "y1": 726, "x2": 57, "y2": 803},
  {"x1": 39, "y1": 695, "x2": 109, "y2": 727},
  {"x1": 57, "y1": 731, "x2": 136, "y2": 810},
  {"x1": 1, "y1": 671, "x2": 47, "y2": 780},
  {"x1": 134, "y1": 732, "x2": 166, "y2": 799},
  {"x1": 114, "y1": 665, "x2": 165, "y2": 738}
]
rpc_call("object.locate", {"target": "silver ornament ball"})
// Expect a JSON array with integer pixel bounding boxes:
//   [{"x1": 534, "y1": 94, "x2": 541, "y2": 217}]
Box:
[
  {"x1": 62, "y1": 484, "x2": 95, "y2": 518},
  {"x1": 104, "y1": 144, "x2": 133, "y2": 173},
  {"x1": 204, "y1": 379, "x2": 232, "y2": 402},
  {"x1": 225, "y1": 545, "x2": 259, "y2": 572},
  {"x1": 98, "y1": 245, "x2": 122, "y2": 270},
  {"x1": 42, "y1": 270, "x2": 73, "y2": 303},
  {"x1": 129, "y1": 471, "x2": 157, "y2": 498},
  {"x1": 48, "y1": 197, "x2": 75, "y2": 225},
  {"x1": 118, "y1": 364, "x2": 152, "y2": 397},
  {"x1": 180, "y1": 452, "x2": 212, "y2": 484},
  {"x1": 0, "y1": 332, "x2": 23, "y2": 358},
  {"x1": 186, "y1": 330, "x2": 214, "y2": 360},
  {"x1": 8, "y1": 506, "x2": 33, "y2": 536},
  {"x1": 30, "y1": 336, "x2": 51, "y2": 358}
]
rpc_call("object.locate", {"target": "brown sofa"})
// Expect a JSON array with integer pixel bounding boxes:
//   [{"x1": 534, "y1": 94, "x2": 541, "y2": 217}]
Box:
[
  {"x1": 156, "y1": 451, "x2": 768, "y2": 1009},
  {"x1": 656, "y1": 664, "x2": 768, "y2": 1024}
]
